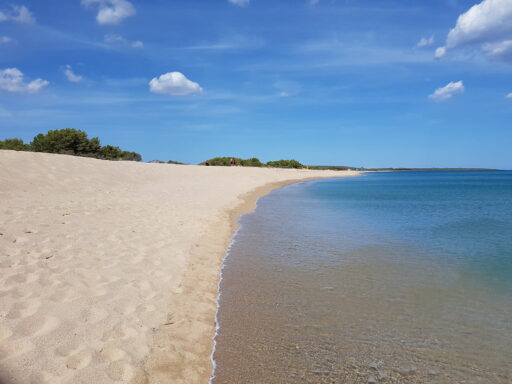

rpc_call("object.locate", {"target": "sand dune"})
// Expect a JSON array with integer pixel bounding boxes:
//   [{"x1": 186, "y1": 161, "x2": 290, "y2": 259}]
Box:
[{"x1": 0, "y1": 150, "x2": 358, "y2": 384}]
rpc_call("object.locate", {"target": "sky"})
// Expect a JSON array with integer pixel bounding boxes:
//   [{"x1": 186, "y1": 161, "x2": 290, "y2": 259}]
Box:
[{"x1": 0, "y1": 0, "x2": 511, "y2": 168}]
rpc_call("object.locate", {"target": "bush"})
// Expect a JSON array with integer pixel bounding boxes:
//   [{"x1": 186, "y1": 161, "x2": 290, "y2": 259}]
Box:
[
  {"x1": 239, "y1": 157, "x2": 263, "y2": 167},
  {"x1": 201, "y1": 157, "x2": 238, "y2": 166},
  {"x1": 31, "y1": 128, "x2": 101, "y2": 156},
  {"x1": 201, "y1": 156, "x2": 263, "y2": 167},
  {"x1": 266, "y1": 159, "x2": 304, "y2": 169},
  {"x1": 0, "y1": 128, "x2": 142, "y2": 162},
  {"x1": 0, "y1": 138, "x2": 31, "y2": 151}
]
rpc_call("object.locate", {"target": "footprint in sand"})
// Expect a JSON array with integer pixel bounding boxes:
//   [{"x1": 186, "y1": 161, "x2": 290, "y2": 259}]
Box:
[
  {"x1": 0, "y1": 338, "x2": 35, "y2": 361},
  {"x1": 99, "y1": 345, "x2": 127, "y2": 363},
  {"x1": 82, "y1": 307, "x2": 109, "y2": 323},
  {"x1": 30, "y1": 371, "x2": 62, "y2": 384},
  {"x1": 6, "y1": 299, "x2": 41, "y2": 319},
  {"x1": 101, "y1": 324, "x2": 138, "y2": 342},
  {"x1": 55, "y1": 341, "x2": 81, "y2": 357},
  {"x1": 47, "y1": 288, "x2": 78, "y2": 303},
  {"x1": 0, "y1": 324, "x2": 13, "y2": 341},
  {"x1": 106, "y1": 361, "x2": 135, "y2": 382},
  {"x1": 15, "y1": 315, "x2": 59, "y2": 337},
  {"x1": 65, "y1": 350, "x2": 92, "y2": 370}
]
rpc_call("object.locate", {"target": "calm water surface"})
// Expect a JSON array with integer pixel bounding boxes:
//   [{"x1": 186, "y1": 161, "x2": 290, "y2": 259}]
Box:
[{"x1": 212, "y1": 171, "x2": 512, "y2": 384}]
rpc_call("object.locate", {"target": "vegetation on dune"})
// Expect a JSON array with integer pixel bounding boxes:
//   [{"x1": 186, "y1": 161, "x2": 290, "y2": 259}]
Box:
[
  {"x1": 0, "y1": 129, "x2": 142, "y2": 162},
  {"x1": 267, "y1": 159, "x2": 304, "y2": 169},
  {"x1": 240, "y1": 157, "x2": 264, "y2": 167},
  {"x1": 200, "y1": 157, "x2": 265, "y2": 167},
  {"x1": 200, "y1": 157, "x2": 304, "y2": 169},
  {"x1": 0, "y1": 138, "x2": 31, "y2": 151},
  {"x1": 200, "y1": 157, "x2": 241, "y2": 166}
]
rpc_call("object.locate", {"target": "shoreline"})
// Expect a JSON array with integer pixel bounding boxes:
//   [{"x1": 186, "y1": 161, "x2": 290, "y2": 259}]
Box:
[
  {"x1": 211, "y1": 178, "x2": 341, "y2": 384},
  {"x1": 0, "y1": 150, "x2": 359, "y2": 384},
  {"x1": 139, "y1": 176, "x2": 361, "y2": 384}
]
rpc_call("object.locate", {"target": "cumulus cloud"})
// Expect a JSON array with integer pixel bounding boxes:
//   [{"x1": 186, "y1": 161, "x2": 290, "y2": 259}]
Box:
[
  {"x1": 0, "y1": 68, "x2": 49, "y2": 94},
  {"x1": 64, "y1": 65, "x2": 84, "y2": 83},
  {"x1": 417, "y1": 36, "x2": 434, "y2": 47},
  {"x1": 482, "y1": 39, "x2": 512, "y2": 60},
  {"x1": 435, "y1": 46, "x2": 447, "y2": 58},
  {"x1": 104, "y1": 34, "x2": 143, "y2": 48},
  {"x1": 436, "y1": 0, "x2": 512, "y2": 61},
  {"x1": 0, "y1": 5, "x2": 35, "y2": 24},
  {"x1": 149, "y1": 72, "x2": 203, "y2": 96},
  {"x1": 0, "y1": 36, "x2": 12, "y2": 44},
  {"x1": 429, "y1": 81, "x2": 465, "y2": 101},
  {"x1": 82, "y1": 0, "x2": 135, "y2": 25},
  {"x1": 228, "y1": 0, "x2": 250, "y2": 6}
]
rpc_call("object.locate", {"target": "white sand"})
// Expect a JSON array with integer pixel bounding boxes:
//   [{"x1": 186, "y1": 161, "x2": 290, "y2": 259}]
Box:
[{"x1": 0, "y1": 150, "x2": 359, "y2": 384}]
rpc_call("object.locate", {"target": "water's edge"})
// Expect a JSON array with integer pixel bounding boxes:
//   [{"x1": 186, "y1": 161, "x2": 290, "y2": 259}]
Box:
[{"x1": 208, "y1": 176, "x2": 360, "y2": 383}]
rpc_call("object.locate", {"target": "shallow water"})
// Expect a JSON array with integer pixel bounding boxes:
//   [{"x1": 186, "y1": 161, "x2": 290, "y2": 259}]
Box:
[{"x1": 212, "y1": 171, "x2": 512, "y2": 383}]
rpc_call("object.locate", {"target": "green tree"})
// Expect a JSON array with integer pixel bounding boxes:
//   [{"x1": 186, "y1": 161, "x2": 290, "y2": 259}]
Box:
[
  {"x1": 201, "y1": 156, "x2": 263, "y2": 167},
  {"x1": 30, "y1": 128, "x2": 100, "y2": 156},
  {"x1": 266, "y1": 159, "x2": 304, "y2": 169},
  {"x1": 0, "y1": 138, "x2": 30, "y2": 151},
  {"x1": 120, "y1": 151, "x2": 142, "y2": 162},
  {"x1": 239, "y1": 157, "x2": 263, "y2": 167}
]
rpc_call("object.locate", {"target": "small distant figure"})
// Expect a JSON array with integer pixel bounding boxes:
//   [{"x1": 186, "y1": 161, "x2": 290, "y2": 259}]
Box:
[
  {"x1": 205, "y1": 161, "x2": 210, "y2": 166},
  {"x1": 230, "y1": 158, "x2": 237, "y2": 166}
]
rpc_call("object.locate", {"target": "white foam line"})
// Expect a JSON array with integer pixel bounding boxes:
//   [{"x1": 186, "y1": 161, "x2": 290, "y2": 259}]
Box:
[
  {"x1": 207, "y1": 179, "x2": 338, "y2": 383},
  {"x1": 208, "y1": 217, "x2": 244, "y2": 384}
]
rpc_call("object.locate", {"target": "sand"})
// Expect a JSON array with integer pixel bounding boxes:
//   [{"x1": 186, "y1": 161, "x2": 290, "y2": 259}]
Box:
[{"x1": 0, "y1": 150, "x2": 359, "y2": 384}]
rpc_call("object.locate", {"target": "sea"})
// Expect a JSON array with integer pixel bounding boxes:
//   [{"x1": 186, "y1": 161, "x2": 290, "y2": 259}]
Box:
[{"x1": 211, "y1": 171, "x2": 512, "y2": 384}]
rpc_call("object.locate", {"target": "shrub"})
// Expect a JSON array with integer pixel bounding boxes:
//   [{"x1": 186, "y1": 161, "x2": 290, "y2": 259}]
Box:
[
  {"x1": 201, "y1": 156, "x2": 264, "y2": 167},
  {"x1": 201, "y1": 157, "x2": 238, "y2": 166},
  {"x1": 0, "y1": 128, "x2": 142, "y2": 162},
  {"x1": 239, "y1": 157, "x2": 263, "y2": 167},
  {"x1": 266, "y1": 159, "x2": 304, "y2": 169},
  {"x1": 0, "y1": 138, "x2": 31, "y2": 151},
  {"x1": 30, "y1": 128, "x2": 100, "y2": 156}
]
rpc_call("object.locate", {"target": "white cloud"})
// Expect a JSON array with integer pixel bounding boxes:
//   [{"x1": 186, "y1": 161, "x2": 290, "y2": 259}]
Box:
[
  {"x1": 149, "y1": 72, "x2": 203, "y2": 96},
  {"x1": 0, "y1": 5, "x2": 35, "y2": 24},
  {"x1": 482, "y1": 39, "x2": 512, "y2": 59},
  {"x1": 104, "y1": 34, "x2": 143, "y2": 49},
  {"x1": 82, "y1": 0, "x2": 135, "y2": 25},
  {"x1": 506, "y1": 93, "x2": 512, "y2": 98},
  {"x1": 429, "y1": 81, "x2": 465, "y2": 101},
  {"x1": 0, "y1": 36, "x2": 12, "y2": 44},
  {"x1": 131, "y1": 40, "x2": 144, "y2": 48},
  {"x1": 436, "y1": 0, "x2": 512, "y2": 61},
  {"x1": 275, "y1": 80, "x2": 301, "y2": 98},
  {"x1": 417, "y1": 36, "x2": 434, "y2": 47},
  {"x1": 228, "y1": 0, "x2": 250, "y2": 6},
  {"x1": 64, "y1": 65, "x2": 84, "y2": 83},
  {"x1": 435, "y1": 46, "x2": 447, "y2": 58},
  {"x1": 0, "y1": 68, "x2": 49, "y2": 94}
]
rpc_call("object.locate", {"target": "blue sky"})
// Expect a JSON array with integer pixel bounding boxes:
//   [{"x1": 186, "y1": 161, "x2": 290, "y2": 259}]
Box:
[{"x1": 1, "y1": 0, "x2": 511, "y2": 168}]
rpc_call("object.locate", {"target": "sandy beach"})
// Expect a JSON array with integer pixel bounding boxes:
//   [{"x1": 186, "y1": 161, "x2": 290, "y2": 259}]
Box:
[{"x1": 0, "y1": 150, "x2": 358, "y2": 384}]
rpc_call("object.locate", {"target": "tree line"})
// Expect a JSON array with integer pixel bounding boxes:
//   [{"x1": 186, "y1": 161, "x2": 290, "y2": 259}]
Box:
[
  {"x1": 0, "y1": 129, "x2": 142, "y2": 161},
  {"x1": 200, "y1": 157, "x2": 304, "y2": 168}
]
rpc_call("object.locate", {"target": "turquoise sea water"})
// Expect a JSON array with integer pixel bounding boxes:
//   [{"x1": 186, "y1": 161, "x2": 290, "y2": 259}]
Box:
[{"x1": 212, "y1": 171, "x2": 512, "y2": 384}]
